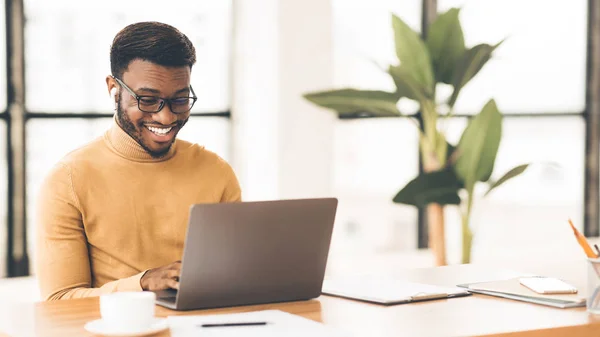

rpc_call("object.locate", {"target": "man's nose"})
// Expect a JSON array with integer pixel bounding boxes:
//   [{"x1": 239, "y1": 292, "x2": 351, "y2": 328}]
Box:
[{"x1": 153, "y1": 103, "x2": 177, "y2": 125}]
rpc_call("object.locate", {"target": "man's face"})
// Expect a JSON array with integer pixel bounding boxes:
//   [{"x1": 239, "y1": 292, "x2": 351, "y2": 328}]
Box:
[{"x1": 109, "y1": 60, "x2": 191, "y2": 158}]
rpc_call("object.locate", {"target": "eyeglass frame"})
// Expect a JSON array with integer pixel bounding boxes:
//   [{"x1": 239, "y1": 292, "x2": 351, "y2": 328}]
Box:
[{"x1": 111, "y1": 75, "x2": 198, "y2": 114}]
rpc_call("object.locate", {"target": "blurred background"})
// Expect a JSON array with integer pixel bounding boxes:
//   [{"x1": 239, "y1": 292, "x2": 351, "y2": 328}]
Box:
[{"x1": 0, "y1": 0, "x2": 597, "y2": 301}]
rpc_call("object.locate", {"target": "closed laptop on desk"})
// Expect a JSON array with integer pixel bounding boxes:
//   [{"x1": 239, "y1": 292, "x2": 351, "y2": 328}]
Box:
[{"x1": 155, "y1": 198, "x2": 338, "y2": 311}]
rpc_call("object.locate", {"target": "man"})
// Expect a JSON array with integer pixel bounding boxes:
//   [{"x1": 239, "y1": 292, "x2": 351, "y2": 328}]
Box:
[{"x1": 35, "y1": 22, "x2": 241, "y2": 300}]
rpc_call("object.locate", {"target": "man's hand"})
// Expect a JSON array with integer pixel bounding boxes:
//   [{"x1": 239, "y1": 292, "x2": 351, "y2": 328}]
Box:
[{"x1": 140, "y1": 261, "x2": 181, "y2": 291}]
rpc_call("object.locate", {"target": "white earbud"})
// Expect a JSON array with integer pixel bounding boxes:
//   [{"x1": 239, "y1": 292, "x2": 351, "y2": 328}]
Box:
[{"x1": 110, "y1": 88, "x2": 117, "y2": 110}]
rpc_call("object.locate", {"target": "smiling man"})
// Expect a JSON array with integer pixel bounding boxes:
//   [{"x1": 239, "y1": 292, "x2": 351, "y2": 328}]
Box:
[{"x1": 35, "y1": 22, "x2": 241, "y2": 300}]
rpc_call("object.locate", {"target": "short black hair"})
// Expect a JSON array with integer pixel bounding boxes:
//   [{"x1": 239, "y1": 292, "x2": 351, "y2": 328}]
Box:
[{"x1": 110, "y1": 21, "x2": 196, "y2": 78}]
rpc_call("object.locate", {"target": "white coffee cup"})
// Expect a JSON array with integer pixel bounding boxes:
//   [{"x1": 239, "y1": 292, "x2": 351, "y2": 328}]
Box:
[{"x1": 99, "y1": 291, "x2": 156, "y2": 333}]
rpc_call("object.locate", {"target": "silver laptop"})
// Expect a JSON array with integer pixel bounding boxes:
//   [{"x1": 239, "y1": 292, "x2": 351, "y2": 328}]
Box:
[{"x1": 155, "y1": 198, "x2": 338, "y2": 310}]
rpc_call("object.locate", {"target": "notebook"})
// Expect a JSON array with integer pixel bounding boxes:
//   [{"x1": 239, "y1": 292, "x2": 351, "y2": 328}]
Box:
[
  {"x1": 321, "y1": 278, "x2": 471, "y2": 305},
  {"x1": 457, "y1": 278, "x2": 586, "y2": 308}
]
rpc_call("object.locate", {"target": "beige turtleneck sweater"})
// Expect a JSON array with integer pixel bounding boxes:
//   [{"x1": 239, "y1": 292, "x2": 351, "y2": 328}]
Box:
[{"x1": 35, "y1": 120, "x2": 241, "y2": 300}]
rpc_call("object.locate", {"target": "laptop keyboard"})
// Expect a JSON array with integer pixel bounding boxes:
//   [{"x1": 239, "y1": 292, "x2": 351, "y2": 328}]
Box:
[{"x1": 154, "y1": 289, "x2": 177, "y2": 303}]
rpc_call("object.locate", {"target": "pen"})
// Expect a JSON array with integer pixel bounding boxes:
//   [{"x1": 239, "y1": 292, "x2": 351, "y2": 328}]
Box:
[
  {"x1": 595, "y1": 244, "x2": 600, "y2": 257},
  {"x1": 199, "y1": 322, "x2": 268, "y2": 328},
  {"x1": 568, "y1": 219, "x2": 598, "y2": 258}
]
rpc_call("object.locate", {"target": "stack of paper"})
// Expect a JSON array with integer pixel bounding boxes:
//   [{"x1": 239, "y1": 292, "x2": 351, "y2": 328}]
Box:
[
  {"x1": 322, "y1": 278, "x2": 471, "y2": 305},
  {"x1": 167, "y1": 310, "x2": 350, "y2": 337},
  {"x1": 458, "y1": 278, "x2": 586, "y2": 308}
]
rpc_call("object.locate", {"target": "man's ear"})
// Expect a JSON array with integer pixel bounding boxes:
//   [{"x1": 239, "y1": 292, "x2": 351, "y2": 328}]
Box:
[{"x1": 105, "y1": 75, "x2": 118, "y2": 97}]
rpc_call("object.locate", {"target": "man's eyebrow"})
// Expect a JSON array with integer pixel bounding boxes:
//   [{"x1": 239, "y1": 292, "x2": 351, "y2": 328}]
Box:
[
  {"x1": 173, "y1": 87, "x2": 191, "y2": 95},
  {"x1": 136, "y1": 87, "x2": 190, "y2": 95},
  {"x1": 136, "y1": 87, "x2": 161, "y2": 94}
]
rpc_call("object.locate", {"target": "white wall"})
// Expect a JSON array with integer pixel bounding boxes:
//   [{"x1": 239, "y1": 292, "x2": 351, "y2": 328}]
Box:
[{"x1": 231, "y1": 0, "x2": 335, "y2": 201}]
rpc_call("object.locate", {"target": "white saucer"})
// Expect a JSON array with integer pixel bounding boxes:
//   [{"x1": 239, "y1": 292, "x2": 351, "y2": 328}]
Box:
[{"x1": 84, "y1": 317, "x2": 168, "y2": 336}]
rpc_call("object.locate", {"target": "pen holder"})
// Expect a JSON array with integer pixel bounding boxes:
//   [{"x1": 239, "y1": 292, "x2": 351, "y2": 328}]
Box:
[{"x1": 587, "y1": 258, "x2": 600, "y2": 314}]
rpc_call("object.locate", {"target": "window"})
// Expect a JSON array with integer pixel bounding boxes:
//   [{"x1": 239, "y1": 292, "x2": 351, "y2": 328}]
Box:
[
  {"x1": 443, "y1": 117, "x2": 584, "y2": 262},
  {"x1": 333, "y1": 0, "x2": 422, "y2": 92},
  {"x1": 331, "y1": 0, "x2": 592, "y2": 264},
  {"x1": 437, "y1": 0, "x2": 587, "y2": 114},
  {"x1": 437, "y1": 0, "x2": 588, "y2": 262},
  {"x1": 24, "y1": 0, "x2": 232, "y2": 113},
  {"x1": 331, "y1": 0, "x2": 422, "y2": 259},
  {"x1": 332, "y1": 119, "x2": 419, "y2": 256},
  {"x1": 2, "y1": 1, "x2": 233, "y2": 276}
]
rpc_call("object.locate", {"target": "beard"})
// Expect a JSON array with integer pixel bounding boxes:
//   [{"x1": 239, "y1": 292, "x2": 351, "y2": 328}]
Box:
[{"x1": 116, "y1": 96, "x2": 188, "y2": 158}]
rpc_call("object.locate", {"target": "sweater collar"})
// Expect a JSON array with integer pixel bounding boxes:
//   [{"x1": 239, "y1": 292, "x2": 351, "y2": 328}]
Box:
[{"x1": 104, "y1": 116, "x2": 177, "y2": 162}]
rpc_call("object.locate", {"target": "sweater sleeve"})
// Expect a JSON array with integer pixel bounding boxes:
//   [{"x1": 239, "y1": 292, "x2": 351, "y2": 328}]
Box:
[
  {"x1": 36, "y1": 162, "x2": 145, "y2": 301},
  {"x1": 220, "y1": 161, "x2": 242, "y2": 203}
]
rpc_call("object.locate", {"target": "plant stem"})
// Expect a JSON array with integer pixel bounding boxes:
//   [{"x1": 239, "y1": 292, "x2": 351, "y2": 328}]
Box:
[
  {"x1": 461, "y1": 189, "x2": 474, "y2": 264},
  {"x1": 427, "y1": 203, "x2": 447, "y2": 266},
  {"x1": 441, "y1": 105, "x2": 455, "y2": 134}
]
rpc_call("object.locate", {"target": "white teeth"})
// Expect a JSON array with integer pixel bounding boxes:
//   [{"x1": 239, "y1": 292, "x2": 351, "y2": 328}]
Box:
[{"x1": 146, "y1": 126, "x2": 172, "y2": 135}]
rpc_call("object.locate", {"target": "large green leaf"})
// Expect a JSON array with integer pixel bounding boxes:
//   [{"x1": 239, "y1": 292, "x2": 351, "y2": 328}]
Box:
[
  {"x1": 448, "y1": 41, "x2": 503, "y2": 107},
  {"x1": 392, "y1": 14, "x2": 434, "y2": 91},
  {"x1": 426, "y1": 8, "x2": 465, "y2": 84},
  {"x1": 454, "y1": 99, "x2": 502, "y2": 191},
  {"x1": 303, "y1": 89, "x2": 401, "y2": 117},
  {"x1": 393, "y1": 169, "x2": 464, "y2": 207},
  {"x1": 484, "y1": 164, "x2": 530, "y2": 197},
  {"x1": 388, "y1": 65, "x2": 432, "y2": 101}
]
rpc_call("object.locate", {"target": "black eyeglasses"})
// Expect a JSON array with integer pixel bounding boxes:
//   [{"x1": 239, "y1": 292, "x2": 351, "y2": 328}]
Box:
[{"x1": 112, "y1": 76, "x2": 197, "y2": 114}]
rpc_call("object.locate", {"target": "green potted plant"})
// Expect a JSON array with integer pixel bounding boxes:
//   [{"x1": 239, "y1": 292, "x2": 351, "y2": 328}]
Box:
[{"x1": 303, "y1": 8, "x2": 529, "y2": 265}]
